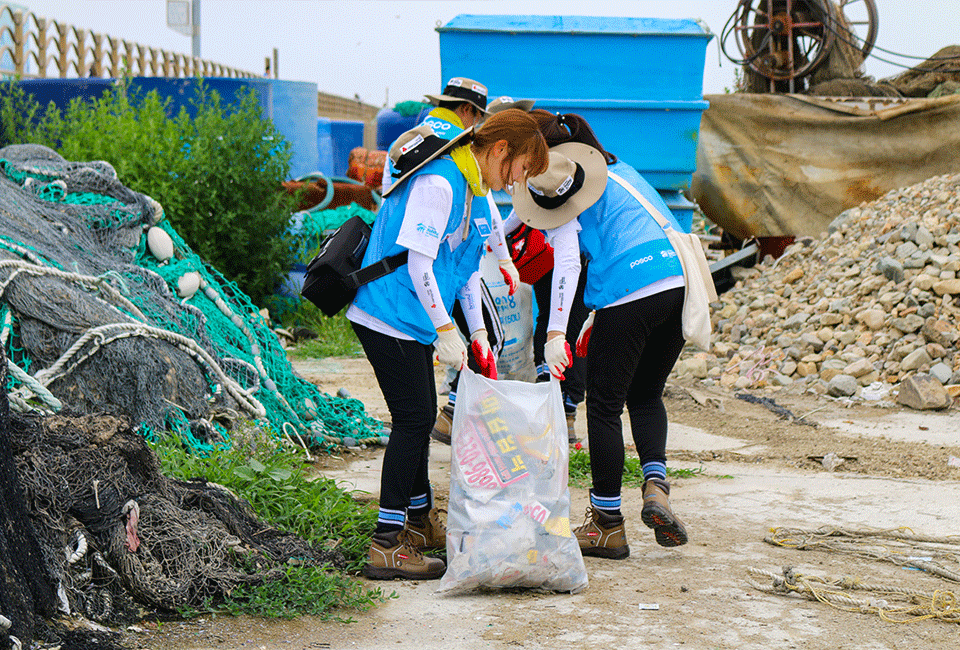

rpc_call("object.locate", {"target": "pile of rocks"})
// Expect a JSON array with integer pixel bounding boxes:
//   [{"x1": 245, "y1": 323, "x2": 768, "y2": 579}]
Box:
[{"x1": 677, "y1": 173, "x2": 960, "y2": 409}]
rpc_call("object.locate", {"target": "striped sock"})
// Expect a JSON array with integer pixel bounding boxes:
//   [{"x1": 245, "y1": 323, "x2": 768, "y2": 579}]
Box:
[
  {"x1": 375, "y1": 507, "x2": 405, "y2": 534},
  {"x1": 407, "y1": 491, "x2": 430, "y2": 518},
  {"x1": 448, "y1": 391, "x2": 457, "y2": 407},
  {"x1": 642, "y1": 461, "x2": 667, "y2": 482},
  {"x1": 590, "y1": 490, "x2": 622, "y2": 517}
]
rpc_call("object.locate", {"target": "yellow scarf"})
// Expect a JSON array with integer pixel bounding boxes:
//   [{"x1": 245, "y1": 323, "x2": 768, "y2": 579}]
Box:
[{"x1": 428, "y1": 108, "x2": 488, "y2": 197}]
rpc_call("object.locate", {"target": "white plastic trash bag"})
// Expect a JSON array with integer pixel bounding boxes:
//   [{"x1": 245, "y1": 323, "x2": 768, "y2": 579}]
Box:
[{"x1": 438, "y1": 369, "x2": 588, "y2": 594}]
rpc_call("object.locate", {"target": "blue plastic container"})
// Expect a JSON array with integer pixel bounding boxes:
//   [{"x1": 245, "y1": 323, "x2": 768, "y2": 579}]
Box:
[
  {"x1": 316, "y1": 117, "x2": 334, "y2": 176},
  {"x1": 330, "y1": 119, "x2": 365, "y2": 176},
  {"x1": 377, "y1": 108, "x2": 419, "y2": 151},
  {"x1": 437, "y1": 15, "x2": 713, "y2": 191},
  {"x1": 438, "y1": 15, "x2": 712, "y2": 101}
]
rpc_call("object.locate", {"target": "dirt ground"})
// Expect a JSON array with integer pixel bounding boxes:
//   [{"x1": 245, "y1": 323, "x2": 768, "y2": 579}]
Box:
[{"x1": 130, "y1": 356, "x2": 960, "y2": 650}]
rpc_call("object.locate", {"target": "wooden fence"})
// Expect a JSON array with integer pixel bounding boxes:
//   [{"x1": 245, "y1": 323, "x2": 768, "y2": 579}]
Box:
[{"x1": 0, "y1": 3, "x2": 256, "y2": 79}]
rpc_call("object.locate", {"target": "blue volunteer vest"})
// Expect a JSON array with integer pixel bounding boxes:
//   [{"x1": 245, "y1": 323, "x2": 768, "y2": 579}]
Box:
[
  {"x1": 352, "y1": 157, "x2": 493, "y2": 344},
  {"x1": 576, "y1": 161, "x2": 684, "y2": 309}
]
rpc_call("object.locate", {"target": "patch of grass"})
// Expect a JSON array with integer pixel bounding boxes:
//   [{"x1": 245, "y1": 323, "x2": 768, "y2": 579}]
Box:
[
  {"x1": 568, "y1": 450, "x2": 729, "y2": 489},
  {"x1": 284, "y1": 303, "x2": 363, "y2": 358},
  {"x1": 149, "y1": 432, "x2": 385, "y2": 618}
]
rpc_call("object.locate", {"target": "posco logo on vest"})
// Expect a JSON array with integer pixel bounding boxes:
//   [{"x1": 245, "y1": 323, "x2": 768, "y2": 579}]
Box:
[
  {"x1": 661, "y1": 249, "x2": 678, "y2": 258},
  {"x1": 423, "y1": 118, "x2": 453, "y2": 135},
  {"x1": 630, "y1": 255, "x2": 654, "y2": 269}
]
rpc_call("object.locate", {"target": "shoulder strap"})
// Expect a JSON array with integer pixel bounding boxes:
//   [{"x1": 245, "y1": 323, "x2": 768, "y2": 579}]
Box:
[
  {"x1": 606, "y1": 171, "x2": 672, "y2": 232},
  {"x1": 344, "y1": 250, "x2": 409, "y2": 290}
]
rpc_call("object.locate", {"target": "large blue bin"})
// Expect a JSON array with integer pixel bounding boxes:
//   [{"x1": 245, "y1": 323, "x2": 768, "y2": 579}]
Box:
[
  {"x1": 437, "y1": 15, "x2": 713, "y2": 191},
  {"x1": 330, "y1": 119, "x2": 365, "y2": 176}
]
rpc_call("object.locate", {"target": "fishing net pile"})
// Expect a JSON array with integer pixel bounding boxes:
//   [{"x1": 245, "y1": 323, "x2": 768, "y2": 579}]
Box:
[
  {"x1": 0, "y1": 350, "x2": 345, "y2": 649},
  {"x1": 0, "y1": 143, "x2": 386, "y2": 451}
]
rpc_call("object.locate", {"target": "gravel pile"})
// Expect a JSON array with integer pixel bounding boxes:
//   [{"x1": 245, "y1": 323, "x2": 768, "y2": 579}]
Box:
[{"x1": 677, "y1": 172, "x2": 960, "y2": 404}]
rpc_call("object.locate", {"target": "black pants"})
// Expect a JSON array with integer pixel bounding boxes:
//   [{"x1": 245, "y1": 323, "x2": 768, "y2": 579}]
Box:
[
  {"x1": 352, "y1": 322, "x2": 435, "y2": 517},
  {"x1": 532, "y1": 263, "x2": 590, "y2": 406},
  {"x1": 585, "y1": 287, "x2": 685, "y2": 496}
]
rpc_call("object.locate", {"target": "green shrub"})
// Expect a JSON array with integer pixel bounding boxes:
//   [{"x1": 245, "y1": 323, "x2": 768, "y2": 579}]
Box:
[{"x1": 0, "y1": 79, "x2": 299, "y2": 306}]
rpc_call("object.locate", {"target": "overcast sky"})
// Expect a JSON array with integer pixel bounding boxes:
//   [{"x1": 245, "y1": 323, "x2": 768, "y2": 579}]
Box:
[{"x1": 22, "y1": 1, "x2": 953, "y2": 106}]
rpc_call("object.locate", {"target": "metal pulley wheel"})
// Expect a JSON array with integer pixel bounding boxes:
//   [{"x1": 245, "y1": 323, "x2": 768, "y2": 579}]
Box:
[{"x1": 734, "y1": 0, "x2": 878, "y2": 82}]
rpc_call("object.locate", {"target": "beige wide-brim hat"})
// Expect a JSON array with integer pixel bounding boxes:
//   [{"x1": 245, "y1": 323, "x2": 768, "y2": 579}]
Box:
[
  {"x1": 487, "y1": 95, "x2": 536, "y2": 113},
  {"x1": 424, "y1": 77, "x2": 490, "y2": 115},
  {"x1": 512, "y1": 142, "x2": 608, "y2": 229},
  {"x1": 382, "y1": 123, "x2": 474, "y2": 197}
]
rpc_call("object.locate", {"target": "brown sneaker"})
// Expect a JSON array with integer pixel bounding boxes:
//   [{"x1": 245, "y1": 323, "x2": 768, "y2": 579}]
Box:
[
  {"x1": 430, "y1": 404, "x2": 455, "y2": 445},
  {"x1": 574, "y1": 507, "x2": 630, "y2": 559},
  {"x1": 362, "y1": 530, "x2": 445, "y2": 580},
  {"x1": 403, "y1": 507, "x2": 447, "y2": 551},
  {"x1": 641, "y1": 478, "x2": 688, "y2": 547},
  {"x1": 564, "y1": 412, "x2": 577, "y2": 444}
]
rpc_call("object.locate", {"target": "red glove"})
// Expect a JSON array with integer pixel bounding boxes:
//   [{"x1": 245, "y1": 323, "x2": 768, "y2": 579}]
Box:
[
  {"x1": 576, "y1": 311, "x2": 595, "y2": 357},
  {"x1": 498, "y1": 258, "x2": 519, "y2": 296},
  {"x1": 470, "y1": 330, "x2": 498, "y2": 379}
]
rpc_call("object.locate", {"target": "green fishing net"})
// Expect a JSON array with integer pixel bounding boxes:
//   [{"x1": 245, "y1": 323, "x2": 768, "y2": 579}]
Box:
[{"x1": 0, "y1": 144, "x2": 386, "y2": 452}]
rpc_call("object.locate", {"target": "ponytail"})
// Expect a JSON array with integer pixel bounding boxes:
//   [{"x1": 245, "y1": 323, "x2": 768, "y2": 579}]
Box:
[{"x1": 529, "y1": 109, "x2": 618, "y2": 165}]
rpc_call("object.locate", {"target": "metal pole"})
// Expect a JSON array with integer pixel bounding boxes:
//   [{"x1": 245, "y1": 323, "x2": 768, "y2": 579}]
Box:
[{"x1": 192, "y1": 0, "x2": 201, "y2": 59}]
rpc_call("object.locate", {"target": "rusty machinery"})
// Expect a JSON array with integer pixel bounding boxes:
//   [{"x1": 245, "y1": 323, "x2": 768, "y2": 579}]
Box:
[{"x1": 729, "y1": 0, "x2": 878, "y2": 92}]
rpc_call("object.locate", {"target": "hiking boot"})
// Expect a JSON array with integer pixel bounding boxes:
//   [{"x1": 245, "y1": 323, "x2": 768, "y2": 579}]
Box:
[
  {"x1": 565, "y1": 412, "x2": 577, "y2": 444},
  {"x1": 430, "y1": 404, "x2": 455, "y2": 445},
  {"x1": 403, "y1": 507, "x2": 447, "y2": 551},
  {"x1": 362, "y1": 530, "x2": 445, "y2": 580},
  {"x1": 641, "y1": 478, "x2": 688, "y2": 547},
  {"x1": 574, "y1": 507, "x2": 630, "y2": 559}
]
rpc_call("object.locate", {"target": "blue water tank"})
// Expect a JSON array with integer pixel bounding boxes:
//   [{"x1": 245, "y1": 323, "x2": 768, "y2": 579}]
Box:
[
  {"x1": 437, "y1": 15, "x2": 714, "y2": 191},
  {"x1": 316, "y1": 117, "x2": 334, "y2": 176},
  {"x1": 330, "y1": 120, "x2": 365, "y2": 176},
  {"x1": 377, "y1": 108, "x2": 419, "y2": 151}
]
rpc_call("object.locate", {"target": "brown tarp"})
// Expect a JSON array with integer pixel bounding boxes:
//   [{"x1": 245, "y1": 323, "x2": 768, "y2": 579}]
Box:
[{"x1": 690, "y1": 93, "x2": 960, "y2": 239}]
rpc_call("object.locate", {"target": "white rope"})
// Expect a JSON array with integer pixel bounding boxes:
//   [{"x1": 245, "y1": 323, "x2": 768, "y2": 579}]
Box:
[
  {"x1": 6, "y1": 358, "x2": 62, "y2": 411},
  {"x1": 33, "y1": 322, "x2": 266, "y2": 418},
  {"x1": 0, "y1": 259, "x2": 147, "y2": 321}
]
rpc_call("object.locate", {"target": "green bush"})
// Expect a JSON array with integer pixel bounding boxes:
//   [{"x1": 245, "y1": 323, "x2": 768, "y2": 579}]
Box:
[{"x1": 0, "y1": 79, "x2": 299, "y2": 306}]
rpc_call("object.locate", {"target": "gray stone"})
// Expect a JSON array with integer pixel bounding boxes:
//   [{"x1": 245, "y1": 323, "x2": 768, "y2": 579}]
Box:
[
  {"x1": 890, "y1": 314, "x2": 924, "y2": 333},
  {"x1": 828, "y1": 374, "x2": 859, "y2": 397},
  {"x1": 895, "y1": 241, "x2": 918, "y2": 259},
  {"x1": 877, "y1": 256, "x2": 905, "y2": 283},
  {"x1": 784, "y1": 313, "x2": 810, "y2": 330},
  {"x1": 930, "y1": 362, "x2": 954, "y2": 385},
  {"x1": 896, "y1": 374, "x2": 952, "y2": 410}
]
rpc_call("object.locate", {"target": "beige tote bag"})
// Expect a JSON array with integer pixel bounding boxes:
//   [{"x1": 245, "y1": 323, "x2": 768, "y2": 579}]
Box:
[{"x1": 608, "y1": 172, "x2": 718, "y2": 351}]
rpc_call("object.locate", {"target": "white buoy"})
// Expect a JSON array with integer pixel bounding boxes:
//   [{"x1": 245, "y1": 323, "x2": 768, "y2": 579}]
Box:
[
  {"x1": 147, "y1": 226, "x2": 174, "y2": 262},
  {"x1": 177, "y1": 271, "x2": 202, "y2": 299}
]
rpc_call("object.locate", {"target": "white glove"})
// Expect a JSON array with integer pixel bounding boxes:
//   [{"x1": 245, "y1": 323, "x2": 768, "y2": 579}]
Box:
[
  {"x1": 434, "y1": 325, "x2": 466, "y2": 370},
  {"x1": 576, "y1": 311, "x2": 595, "y2": 357},
  {"x1": 544, "y1": 332, "x2": 572, "y2": 380},
  {"x1": 498, "y1": 258, "x2": 520, "y2": 295}
]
